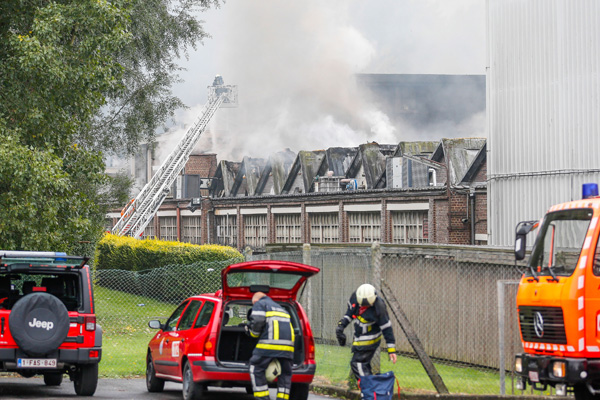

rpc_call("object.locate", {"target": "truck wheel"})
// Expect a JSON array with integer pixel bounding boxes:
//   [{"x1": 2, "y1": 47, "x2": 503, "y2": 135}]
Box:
[
  {"x1": 290, "y1": 382, "x2": 310, "y2": 400},
  {"x1": 182, "y1": 361, "x2": 203, "y2": 400},
  {"x1": 43, "y1": 372, "x2": 63, "y2": 386},
  {"x1": 9, "y1": 292, "x2": 69, "y2": 356},
  {"x1": 574, "y1": 384, "x2": 600, "y2": 400},
  {"x1": 146, "y1": 357, "x2": 164, "y2": 392},
  {"x1": 73, "y1": 363, "x2": 98, "y2": 396}
]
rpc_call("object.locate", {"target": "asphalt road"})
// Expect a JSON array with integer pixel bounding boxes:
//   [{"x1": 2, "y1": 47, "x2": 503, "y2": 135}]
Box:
[{"x1": 0, "y1": 377, "x2": 339, "y2": 399}]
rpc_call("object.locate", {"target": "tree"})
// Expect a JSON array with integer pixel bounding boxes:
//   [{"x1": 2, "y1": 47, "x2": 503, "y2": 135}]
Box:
[
  {"x1": 0, "y1": 136, "x2": 97, "y2": 250},
  {"x1": 83, "y1": 0, "x2": 220, "y2": 155},
  {"x1": 0, "y1": 0, "x2": 220, "y2": 252},
  {"x1": 0, "y1": 0, "x2": 130, "y2": 153}
]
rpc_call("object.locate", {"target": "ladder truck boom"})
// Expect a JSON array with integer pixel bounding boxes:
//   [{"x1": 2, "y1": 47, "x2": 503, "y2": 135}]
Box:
[{"x1": 111, "y1": 76, "x2": 237, "y2": 238}]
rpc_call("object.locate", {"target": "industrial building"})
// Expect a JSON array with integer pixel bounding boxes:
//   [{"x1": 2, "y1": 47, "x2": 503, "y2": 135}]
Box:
[
  {"x1": 107, "y1": 74, "x2": 488, "y2": 251},
  {"x1": 108, "y1": 138, "x2": 487, "y2": 252},
  {"x1": 487, "y1": 0, "x2": 600, "y2": 246}
]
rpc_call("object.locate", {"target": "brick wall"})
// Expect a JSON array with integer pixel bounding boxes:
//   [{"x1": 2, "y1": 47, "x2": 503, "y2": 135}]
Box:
[
  {"x1": 432, "y1": 199, "x2": 449, "y2": 244},
  {"x1": 185, "y1": 154, "x2": 217, "y2": 176}
]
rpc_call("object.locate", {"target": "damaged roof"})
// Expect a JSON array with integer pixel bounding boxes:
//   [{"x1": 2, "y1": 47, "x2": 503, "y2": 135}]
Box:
[
  {"x1": 255, "y1": 149, "x2": 297, "y2": 195},
  {"x1": 231, "y1": 156, "x2": 267, "y2": 197},
  {"x1": 394, "y1": 141, "x2": 439, "y2": 157},
  {"x1": 209, "y1": 160, "x2": 241, "y2": 197},
  {"x1": 282, "y1": 150, "x2": 326, "y2": 194},
  {"x1": 319, "y1": 147, "x2": 358, "y2": 177},
  {"x1": 346, "y1": 143, "x2": 397, "y2": 189},
  {"x1": 433, "y1": 138, "x2": 486, "y2": 185}
]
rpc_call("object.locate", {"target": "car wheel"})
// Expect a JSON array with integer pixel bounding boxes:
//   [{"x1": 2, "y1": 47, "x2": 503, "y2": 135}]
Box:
[
  {"x1": 73, "y1": 363, "x2": 98, "y2": 396},
  {"x1": 290, "y1": 382, "x2": 310, "y2": 400},
  {"x1": 9, "y1": 292, "x2": 70, "y2": 357},
  {"x1": 182, "y1": 361, "x2": 203, "y2": 400},
  {"x1": 146, "y1": 357, "x2": 165, "y2": 392},
  {"x1": 43, "y1": 372, "x2": 63, "y2": 386}
]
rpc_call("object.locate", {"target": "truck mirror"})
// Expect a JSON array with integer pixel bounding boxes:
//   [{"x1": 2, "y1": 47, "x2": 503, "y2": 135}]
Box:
[
  {"x1": 515, "y1": 221, "x2": 537, "y2": 261},
  {"x1": 515, "y1": 235, "x2": 527, "y2": 261}
]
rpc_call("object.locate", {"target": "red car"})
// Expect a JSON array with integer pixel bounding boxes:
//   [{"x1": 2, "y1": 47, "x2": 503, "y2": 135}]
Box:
[{"x1": 145, "y1": 260, "x2": 319, "y2": 400}]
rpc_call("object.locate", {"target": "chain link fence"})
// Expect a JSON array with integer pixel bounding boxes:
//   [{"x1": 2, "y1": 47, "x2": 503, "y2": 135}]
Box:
[
  {"x1": 248, "y1": 244, "x2": 545, "y2": 395},
  {"x1": 93, "y1": 260, "x2": 231, "y2": 335},
  {"x1": 91, "y1": 245, "x2": 549, "y2": 395}
]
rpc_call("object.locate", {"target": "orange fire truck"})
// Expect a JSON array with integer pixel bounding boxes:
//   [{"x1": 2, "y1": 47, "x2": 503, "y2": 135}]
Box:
[{"x1": 514, "y1": 183, "x2": 600, "y2": 399}]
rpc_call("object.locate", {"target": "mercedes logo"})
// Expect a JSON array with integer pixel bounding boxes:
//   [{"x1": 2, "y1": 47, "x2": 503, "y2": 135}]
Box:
[{"x1": 534, "y1": 312, "x2": 544, "y2": 338}]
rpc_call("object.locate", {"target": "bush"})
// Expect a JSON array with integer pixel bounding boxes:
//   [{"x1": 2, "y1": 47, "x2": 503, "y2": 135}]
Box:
[
  {"x1": 95, "y1": 233, "x2": 243, "y2": 271},
  {"x1": 94, "y1": 234, "x2": 244, "y2": 303}
]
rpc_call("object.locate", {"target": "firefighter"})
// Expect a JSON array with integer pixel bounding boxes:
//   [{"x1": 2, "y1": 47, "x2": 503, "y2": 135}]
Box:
[
  {"x1": 336, "y1": 283, "x2": 397, "y2": 380},
  {"x1": 246, "y1": 292, "x2": 294, "y2": 400}
]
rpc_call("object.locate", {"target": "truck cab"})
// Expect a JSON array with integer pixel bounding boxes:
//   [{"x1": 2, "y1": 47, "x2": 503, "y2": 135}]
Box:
[{"x1": 514, "y1": 183, "x2": 600, "y2": 398}]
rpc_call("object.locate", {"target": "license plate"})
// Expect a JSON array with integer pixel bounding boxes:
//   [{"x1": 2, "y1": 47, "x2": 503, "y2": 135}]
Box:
[
  {"x1": 529, "y1": 370, "x2": 539, "y2": 382},
  {"x1": 17, "y1": 358, "x2": 57, "y2": 368}
]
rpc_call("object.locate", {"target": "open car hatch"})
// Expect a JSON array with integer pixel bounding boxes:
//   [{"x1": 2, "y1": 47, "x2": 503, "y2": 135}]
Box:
[{"x1": 221, "y1": 260, "x2": 320, "y2": 301}]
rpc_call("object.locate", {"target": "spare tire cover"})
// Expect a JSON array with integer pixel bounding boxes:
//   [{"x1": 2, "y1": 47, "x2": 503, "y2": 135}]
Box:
[{"x1": 9, "y1": 293, "x2": 70, "y2": 356}]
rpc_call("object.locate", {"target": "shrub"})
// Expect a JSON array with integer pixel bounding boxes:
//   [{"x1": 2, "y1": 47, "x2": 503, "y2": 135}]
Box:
[
  {"x1": 95, "y1": 233, "x2": 243, "y2": 271},
  {"x1": 94, "y1": 234, "x2": 244, "y2": 303}
]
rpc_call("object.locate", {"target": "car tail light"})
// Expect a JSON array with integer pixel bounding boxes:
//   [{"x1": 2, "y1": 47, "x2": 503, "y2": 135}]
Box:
[
  {"x1": 85, "y1": 316, "x2": 96, "y2": 331},
  {"x1": 307, "y1": 334, "x2": 315, "y2": 361},
  {"x1": 204, "y1": 333, "x2": 217, "y2": 356},
  {"x1": 89, "y1": 350, "x2": 99, "y2": 358}
]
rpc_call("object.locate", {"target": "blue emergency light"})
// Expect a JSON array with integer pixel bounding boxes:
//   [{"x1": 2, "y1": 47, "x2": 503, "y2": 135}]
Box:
[{"x1": 582, "y1": 183, "x2": 599, "y2": 199}]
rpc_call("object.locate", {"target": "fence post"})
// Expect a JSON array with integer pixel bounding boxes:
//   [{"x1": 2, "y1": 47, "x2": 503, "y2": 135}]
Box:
[
  {"x1": 303, "y1": 243, "x2": 312, "y2": 324},
  {"x1": 244, "y1": 246, "x2": 253, "y2": 261},
  {"x1": 371, "y1": 241, "x2": 382, "y2": 374},
  {"x1": 498, "y1": 280, "x2": 506, "y2": 395}
]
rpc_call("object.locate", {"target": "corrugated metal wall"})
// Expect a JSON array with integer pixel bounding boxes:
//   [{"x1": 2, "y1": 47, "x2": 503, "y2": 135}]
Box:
[{"x1": 487, "y1": 0, "x2": 600, "y2": 246}]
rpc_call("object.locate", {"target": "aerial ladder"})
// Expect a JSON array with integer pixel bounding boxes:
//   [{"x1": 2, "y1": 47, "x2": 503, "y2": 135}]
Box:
[{"x1": 111, "y1": 76, "x2": 237, "y2": 237}]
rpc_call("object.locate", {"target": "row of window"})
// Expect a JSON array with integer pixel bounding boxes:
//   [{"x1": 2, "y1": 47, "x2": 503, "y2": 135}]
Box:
[{"x1": 141, "y1": 211, "x2": 428, "y2": 248}]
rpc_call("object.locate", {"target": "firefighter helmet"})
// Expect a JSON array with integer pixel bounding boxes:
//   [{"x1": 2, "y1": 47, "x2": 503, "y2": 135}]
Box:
[
  {"x1": 265, "y1": 359, "x2": 281, "y2": 382},
  {"x1": 356, "y1": 283, "x2": 377, "y2": 306}
]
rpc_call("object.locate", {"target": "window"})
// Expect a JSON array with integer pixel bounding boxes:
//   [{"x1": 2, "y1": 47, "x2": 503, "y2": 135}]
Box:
[
  {"x1": 349, "y1": 212, "x2": 381, "y2": 243},
  {"x1": 141, "y1": 217, "x2": 155, "y2": 239},
  {"x1": 392, "y1": 211, "x2": 428, "y2": 244},
  {"x1": 528, "y1": 209, "x2": 592, "y2": 277},
  {"x1": 275, "y1": 214, "x2": 301, "y2": 243},
  {"x1": 4, "y1": 273, "x2": 81, "y2": 311},
  {"x1": 310, "y1": 213, "x2": 339, "y2": 243},
  {"x1": 244, "y1": 214, "x2": 268, "y2": 248},
  {"x1": 216, "y1": 215, "x2": 237, "y2": 247},
  {"x1": 159, "y1": 216, "x2": 177, "y2": 241},
  {"x1": 195, "y1": 301, "x2": 215, "y2": 328},
  {"x1": 164, "y1": 301, "x2": 189, "y2": 332},
  {"x1": 182, "y1": 216, "x2": 201, "y2": 244},
  {"x1": 178, "y1": 300, "x2": 203, "y2": 331}
]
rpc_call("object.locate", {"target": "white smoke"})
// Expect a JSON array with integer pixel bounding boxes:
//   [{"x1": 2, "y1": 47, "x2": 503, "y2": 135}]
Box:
[{"x1": 162, "y1": 0, "x2": 486, "y2": 162}]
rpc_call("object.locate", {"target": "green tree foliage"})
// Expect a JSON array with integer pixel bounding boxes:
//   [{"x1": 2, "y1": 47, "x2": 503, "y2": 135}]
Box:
[
  {"x1": 0, "y1": 136, "x2": 99, "y2": 250},
  {"x1": 0, "y1": 0, "x2": 219, "y2": 252},
  {"x1": 0, "y1": 0, "x2": 130, "y2": 151},
  {"x1": 85, "y1": 0, "x2": 220, "y2": 155}
]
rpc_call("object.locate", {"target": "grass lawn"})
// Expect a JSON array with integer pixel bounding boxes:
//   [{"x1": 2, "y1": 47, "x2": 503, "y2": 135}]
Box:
[
  {"x1": 315, "y1": 343, "x2": 503, "y2": 394},
  {"x1": 95, "y1": 286, "x2": 521, "y2": 394},
  {"x1": 95, "y1": 286, "x2": 174, "y2": 378}
]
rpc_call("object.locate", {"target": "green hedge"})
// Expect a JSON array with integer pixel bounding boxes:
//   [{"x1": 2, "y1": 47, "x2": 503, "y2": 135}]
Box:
[{"x1": 95, "y1": 233, "x2": 243, "y2": 271}]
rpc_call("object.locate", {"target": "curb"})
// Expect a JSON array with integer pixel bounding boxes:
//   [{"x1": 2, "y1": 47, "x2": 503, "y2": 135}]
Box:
[{"x1": 310, "y1": 384, "x2": 558, "y2": 400}]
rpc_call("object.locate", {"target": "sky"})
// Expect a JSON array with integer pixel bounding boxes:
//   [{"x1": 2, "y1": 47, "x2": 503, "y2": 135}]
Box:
[{"x1": 161, "y1": 0, "x2": 487, "y2": 161}]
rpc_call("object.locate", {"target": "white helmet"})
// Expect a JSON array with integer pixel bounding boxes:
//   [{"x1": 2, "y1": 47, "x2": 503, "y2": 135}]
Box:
[
  {"x1": 265, "y1": 359, "x2": 281, "y2": 382},
  {"x1": 356, "y1": 283, "x2": 377, "y2": 306}
]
